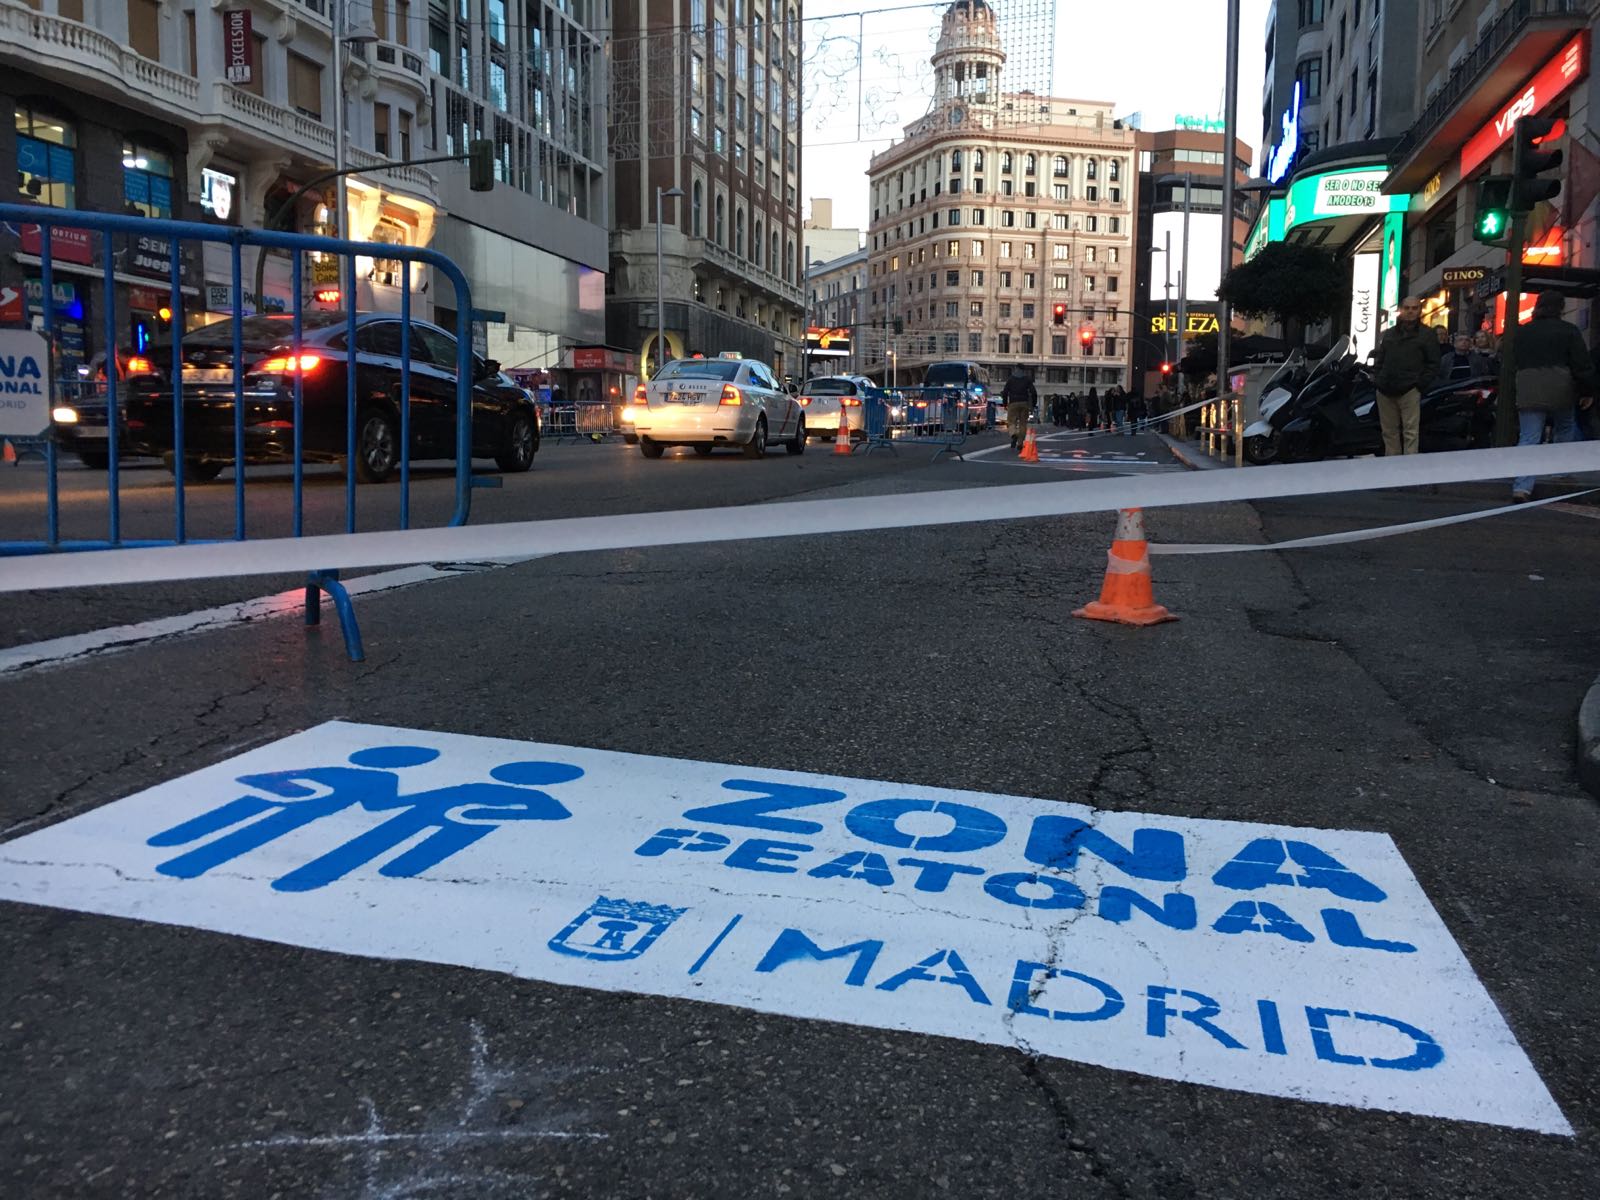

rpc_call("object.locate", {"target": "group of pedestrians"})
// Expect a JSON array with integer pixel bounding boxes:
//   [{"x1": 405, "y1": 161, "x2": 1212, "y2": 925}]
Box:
[
  {"x1": 1374, "y1": 293, "x2": 1595, "y2": 500},
  {"x1": 999, "y1": 368, "x2": 1157, "y2": 451}
]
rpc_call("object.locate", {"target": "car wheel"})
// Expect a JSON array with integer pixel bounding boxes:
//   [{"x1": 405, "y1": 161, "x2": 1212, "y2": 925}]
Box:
[
  {"x1": 163, "y1": 452, "x2": 223, "y2": 482},
  {"x1": 640, "y1": 438, "x2": 665, "y2": 459},
  {"x1": 77, "y1": 450, "x2": 109, "y2": 470},
  {"x1": 693, "y1": 444, "x2": 713, "y2": 457},
  {"x1": 786, "y1": 416, "x2": 806, "y2": 455},
  {"x1": 355, "y1": 408, "x2": 400, "y2": 483},
  {"x1": 742, "y1": 417, "x2": 768, "y2": 459},
  {"x1": 624, "y1": 434, "x2": 639, "y2": 444},
  {"x1": 495, "y1": 408, "x2": 537, "y2": 472}
]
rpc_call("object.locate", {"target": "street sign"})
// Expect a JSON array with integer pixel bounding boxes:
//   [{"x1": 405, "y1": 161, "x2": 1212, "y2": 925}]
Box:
[
  {"x1": 0, "y1": 329, "x2": 52, "y2": 437},
  {"x1": 0, "y1": 721, "x2": 1572, "y2": 1135}
]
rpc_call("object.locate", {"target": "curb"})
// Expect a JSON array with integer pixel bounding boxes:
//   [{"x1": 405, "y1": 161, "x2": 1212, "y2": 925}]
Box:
[
  {"x1": 1160, "y1": 435, "x2": 1215, "y2": 472},
  {"x1": 1578, "y1": 674, "x2": 1600, "y2": 799}
]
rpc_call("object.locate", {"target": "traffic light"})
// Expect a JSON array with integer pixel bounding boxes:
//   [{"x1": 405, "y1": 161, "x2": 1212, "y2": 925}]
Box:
[
  {"x1": 1512, "y1": 116, "x2": 1563, "y2": 210},
  {"x1": 1078, "y1": 325, "x2": 1094, "y2": 349},
  {"x1": 1160, "y1": 361, "x2": 1172, "y2": 376},
  {"x1": 1473, "y1": 176, "x2": 1512, "y2": 244},
  {"x1": 1052, "y1": 303, "x2": 1067, "y2": 326},
  {"x1": 468, "y1": 139, "x2": 495, "y2": 192}
]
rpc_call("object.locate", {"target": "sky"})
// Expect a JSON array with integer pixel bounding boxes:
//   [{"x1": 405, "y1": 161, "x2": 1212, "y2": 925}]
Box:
[{"x1": 802, "y1": 0, "x2": 1275, "y2": 230}]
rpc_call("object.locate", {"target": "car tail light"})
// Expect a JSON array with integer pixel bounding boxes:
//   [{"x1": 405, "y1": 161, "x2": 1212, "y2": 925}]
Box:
[
  {"x1": 720, "y1": 384, "x2": 743, "y2": 405},
  {"x1": 841, "y1": 397, "x2": 862, "y2": 407},
  {"x1": 634, "y1": 384, "x2": 647, "y2": 402},
  {"x1": 124, "y1": 356, "x2": 156, "y2": 375},
  {"x1": 251, "y1": 420, "x2": 296, "y2": 430},
  {"x1": 255, "y1": 354, "x2": 324, "y2": 374},
  {"x1": 797, "y1": 396, "x2": 812, "y2": 406}
]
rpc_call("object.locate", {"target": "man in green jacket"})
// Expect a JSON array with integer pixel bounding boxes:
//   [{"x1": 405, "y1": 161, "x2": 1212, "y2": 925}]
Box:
[
  {"x1": 1371, "y1": 296, "x2": 1442, "y2": 456},
  {"x1": 1510, "y1": 291, "x2": 1596, "y2": 501}
]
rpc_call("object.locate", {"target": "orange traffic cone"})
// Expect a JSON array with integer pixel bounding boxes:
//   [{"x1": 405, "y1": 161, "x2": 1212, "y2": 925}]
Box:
[
  {"x1": 833, "y1": 413, "x2": 853, "y2": 455},
  {"x1": 1073, "y1": 508, "x2": 1178, "y2": 626},
  {"x1": 1, "y1": 439, "x2": 16, "y2": 466},
  {"x1": 1018, "y1": 424, "x2": 1040, "y2": 462}
]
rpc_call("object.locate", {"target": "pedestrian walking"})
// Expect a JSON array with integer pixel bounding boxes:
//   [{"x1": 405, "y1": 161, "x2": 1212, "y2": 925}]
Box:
[
  {"x1": 1128, "y1": 391, "x2": 1148, "y2": 433},
  {"x1": 1510, "y1": 292, "x2": 1596, "y2": 501},
  {"x1": 1002, "y1": 367, "x2": 1036, "y2": 451},
  {"x1": 1066, "y1": 392, "x2": 1082, "y2": 429},
  {"x1": 1372, "y1": 296, "x2": 1442, "y2": 456},
  {"x1": 1086, "y1": 386, "x2": 1100, "y2": 430}
]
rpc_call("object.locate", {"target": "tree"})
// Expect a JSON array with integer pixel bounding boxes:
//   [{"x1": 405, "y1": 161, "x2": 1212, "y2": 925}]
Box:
[
  {"x1": 1217, "y1": 242, "x2": 1343, "y2": 346},
  {"x1": 1178, "y1": 331, "x2": 1217, "y2": 383}
]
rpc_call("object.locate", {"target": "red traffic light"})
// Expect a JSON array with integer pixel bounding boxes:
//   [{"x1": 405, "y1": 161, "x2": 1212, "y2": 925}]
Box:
[
  {"x1": 1052, "y1": 303, "x2": 1067, "y2": 326},
  {"x1": 1160, "y1": 361, "x2": 1172, "y2": 374},
  {"x1": 1078, "y1": 326, "x2": 1094, "y2": 346}
]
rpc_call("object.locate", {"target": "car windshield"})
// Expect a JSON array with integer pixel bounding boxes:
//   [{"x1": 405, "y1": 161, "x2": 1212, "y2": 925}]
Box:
[
  {"x1": 806, "y1": 379, "x2": 857, "y2": 395},
  {"x1": 185, "y1": 313, "x2": 348, "y2": 348},
  {"x1": 923, "y1": 364, "x2": 971, "y2": 387},
  {"x1": 657, "y1": 360, "x2": 742, "y2": 382}
]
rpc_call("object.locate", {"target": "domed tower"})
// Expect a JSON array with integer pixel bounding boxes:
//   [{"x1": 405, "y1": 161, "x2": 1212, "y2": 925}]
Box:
[{"x1": 931, "y1": 0, "x2": 1006, "y2": 115}]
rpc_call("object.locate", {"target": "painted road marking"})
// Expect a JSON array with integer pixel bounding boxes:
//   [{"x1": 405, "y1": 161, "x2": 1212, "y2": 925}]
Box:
[
  {"x1": 0, "y1": 721, "x2": 1568, "y2": 1135},
  {"x1": 0, "y1": 557, "x2": 543, "y2": 678}
]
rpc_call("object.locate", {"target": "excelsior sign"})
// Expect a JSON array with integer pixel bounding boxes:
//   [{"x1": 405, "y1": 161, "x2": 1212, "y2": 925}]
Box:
[{"x1": 1460, "y1": 31, "x2": 1588, "y2": 177}]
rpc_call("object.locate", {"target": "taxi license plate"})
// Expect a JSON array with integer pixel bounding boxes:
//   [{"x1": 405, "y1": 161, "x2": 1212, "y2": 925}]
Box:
[{"x1": 667, "y1": 390, "x2": 700, "y2": 404}]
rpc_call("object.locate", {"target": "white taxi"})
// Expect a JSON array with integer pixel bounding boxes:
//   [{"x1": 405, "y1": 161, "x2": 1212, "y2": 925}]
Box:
[
  {"x1": 628, "y1": 355, "x2": 805, "y2": 458},
  {"x1": 799, "y1": 374, "x2": 876, "y2": 442}
]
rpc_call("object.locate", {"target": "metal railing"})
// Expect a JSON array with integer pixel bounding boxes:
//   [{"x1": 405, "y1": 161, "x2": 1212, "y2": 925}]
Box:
[{"x1": 0, "y1": 202, "x2": 484, "y2": 659}]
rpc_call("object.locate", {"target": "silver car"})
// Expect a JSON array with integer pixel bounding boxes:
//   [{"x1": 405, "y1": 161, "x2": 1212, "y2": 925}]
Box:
[
  {"x1": 631, "y1": 356, "x2": 806, "y2": 458},
  {"x1": 800, "y1": 374, "x2": 875, "y2": 442}
]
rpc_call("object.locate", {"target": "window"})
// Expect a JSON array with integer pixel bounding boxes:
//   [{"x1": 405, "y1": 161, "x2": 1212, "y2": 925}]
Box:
[
  {"x1": 970, "y1": 301, "x2": 983, "y2": 316},
  {"x1": 1296, "y1": 56, "x2": 1323, "y2": 100},
  {"x1": 1299, "y1": 0, "x2": 1324, "y2": 24},
  {"x1": 15, "y1": 105, "x2": 76, "y2": 208},
  {"x1": 1001, "y1": 180, "x2": 1013, "y2": 196},
  {"x1": 691, "y1": 108, "x2": 704, "y2": 139},
  {"x1": 1108, "y1": 248, "x2": 1119, "y2": 264},
  {"x1": 735, "y1": 209, "x2": 745, "y2": 256},
  {"x1": 1021, "y1": 334, "x2": 1034, "y2": 355},
  {"x1": 948, "y1": 209, "x2": 961, "y2": 225},
  {"x1": 1052, "y1": 273, "x2": 1069, "y2": 289},
  {"x1": 1024, "y1": 181, "x2": 1036, "y2": 198},
  {"x1": 399, "y1": 111, "x2": 412, "y2": 159},
  {"x1": 1051, "y1": 213, "x2": 1069, "y2": 229},
  {"x1": 1107, "y1": 276, "x2": 1119, "y2": 293},
  {"x1": 1024, "y1": 212, "x2": 1037, "y2": 229},
  {"x1": 1086, "y1": 158, "x2": 1098, "y2": 180},
  {"x1": 1084, "y1": 276, "x2": 1096, "y2": 292},
  {"x1": 122, "y1": 139, "x2": 174, "y2": 217},
  {"x1": 999, "y1": 271, "x2": 1012, "y2": 287},
  {"x1": 971, "y1": 209, "x2": 985, "y2": 225},
  {"x1": 1108, "y1": 217, "x2": 1121, "y2": 233},
  {"x1": 999, "y1": 302, "x2": 1011, "y2": 317},
  {"x1": 1001, "y1": 151, "x2": 1013, "y2": 173},
  {"x1": 1022, "y1": 302, "x2": 1035, "y2": 319},
  {"x1": 998, "y1": 333, "x2": 1011, "y2": 353},
  {"x1": 1023, "y1": 272, "x2": 1035, "y2": 288},
  {"x1": 1053, "y1": 155, "x2": 1068, "y2": 177},
  {"x1": 1085, "y1": 246, "x2": 1096, "y2": 263},
  {"x1": 951, "y1": 149, "x2": 963, "y2": 170},
  {"x1": 374, "y1": 103, "x2": 391, "y2": 156},
  {"x1": 970, "y1": 240, "x2": 983, "y2": 256},
  {"x1": 949, "y1": 179, "x2": 962, "y2": 194},
  {"x1": 1109, "y1": 159, "x2": 1121, "y2": 182},
  {"x1": 128, "y1": 0, "x2": 161, "y2": 61},
  {"x1": 973, "y1": 179, "x2": 985, "y2": 195},
  {"x1": 971, "y1": 270, "x2": 983, "y2": 285},
  {"x1": 943, "y1": 334, "x2": 958, "y2": 352},
  {"x1": 715, "y1": 194, "x2": 726, "y2": 243},
  {"x1": 1023, "y1": 243, "x2": 1036, "y2": 258},
  {"x1": 1051, "y1": 244, "x2": 1069, "y2": 260},
  {"x1": 998, "y1": 241, "x2": 1012, "y2": 257},
  {"x1": 973, "y1": 150, "x2": 985, "y2": 172},
  {"x1": 1086, "y1": 186, "x2": 1098, "y2": 202},
  {"x1": 289, "y1": 52, "x2": 323, "y2": 119},
  {"x1": 1001, "y1": 210, "x2": 1016, "y2": 227},
  {"x1": 692, "y1": 181, "x2": 704, "y2": 236},
  {"x1": 242, "y1": 32, "x2": 267, "y2": 96},
  {"x1": 969, "y1": 333, "x2": 982, "y2": 353},
  {"x1": 1104, "y1": 337, "x2": 1118, "y2": 357},
  {"x1": 1052, "y1": 184, "x2": 1068, "y2": 201},
  {"x1": 1052, "y1": 336, "x2": 1066, "y2": 356},
  {"x1": 946, "y1": 269, "x2": 959, "y2": 285},
  {"x1": 947, "y1": 240, "x2": 959, "y2": 256},
  {"x1": 1085, "y1": 216, "x2": 1098, "y2": 232},
  {"x1": 1024, "y1": 153, "x2": 1036, "y2": 174},
  {"x1": 946, "y1": 301, "x2": 958, "y2": 318}
]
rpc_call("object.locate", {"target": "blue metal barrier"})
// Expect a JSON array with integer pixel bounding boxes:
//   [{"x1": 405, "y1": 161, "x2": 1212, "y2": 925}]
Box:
[
  {"x1": 864, "y1": 386, "x2": 972, "y2": 461},
  {"x1": 0, "y1": 203, "x2": 486, "y2": 661}
]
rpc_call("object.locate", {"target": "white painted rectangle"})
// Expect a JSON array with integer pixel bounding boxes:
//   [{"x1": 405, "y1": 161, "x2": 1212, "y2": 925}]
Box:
[{"x1": 0, "y1": 721, "x2": 1569, "y2": 1135}]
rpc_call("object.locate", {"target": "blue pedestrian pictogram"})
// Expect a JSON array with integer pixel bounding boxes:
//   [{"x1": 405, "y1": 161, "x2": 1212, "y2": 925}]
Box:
[{"x1": 146, "y1": 745, "x2": 583, "y2": 891}]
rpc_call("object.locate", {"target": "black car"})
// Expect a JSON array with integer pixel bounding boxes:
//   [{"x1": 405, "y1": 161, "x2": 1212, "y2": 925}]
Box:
[
  {"x1": 122, "y1": 313, "x2": 539, "y2": 482},
  {"x1": 52, "y1": 351, "x2": 161, "y2": 469}
]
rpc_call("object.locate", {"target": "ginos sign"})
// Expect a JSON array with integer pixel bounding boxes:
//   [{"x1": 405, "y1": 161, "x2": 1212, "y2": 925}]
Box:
[{"x1": 1460, "y1": 31, "x2": 1588, "y2": 176}]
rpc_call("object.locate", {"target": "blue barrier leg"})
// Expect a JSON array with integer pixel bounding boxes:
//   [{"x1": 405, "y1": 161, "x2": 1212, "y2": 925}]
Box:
[{"x1": 304, "y1": 570, "x2": 365, "y2": 661}]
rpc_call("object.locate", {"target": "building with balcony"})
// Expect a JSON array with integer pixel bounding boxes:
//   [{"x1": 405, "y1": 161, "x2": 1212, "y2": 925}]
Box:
[
  {"x1": 864, "y1": 0, "x2": 1140, "y2": 391},
  {"x1": 1, "y1": 0, "x2": 607, "y2": 375},
  {"x1": 605, "y1": 0, "x2": 806, "y2": 380},
  {"x1": 1132, "y1": 128, "x2": 1254, "y2": 393},
  {"x1": 1383, "y1": 0, "x2": 1593, "y2": 335},
  {"x1": 804, "y1": 244, "x2": 867, "y2": 376}
]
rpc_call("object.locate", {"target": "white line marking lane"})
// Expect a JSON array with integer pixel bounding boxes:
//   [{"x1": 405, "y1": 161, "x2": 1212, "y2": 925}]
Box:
[{"x1": 0, "y1": 557, "x2": 543, "y2": 678}]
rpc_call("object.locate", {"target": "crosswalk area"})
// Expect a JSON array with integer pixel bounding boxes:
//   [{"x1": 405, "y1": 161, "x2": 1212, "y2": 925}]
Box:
[{"x1": 966, "y1": 431, "x2": 1189, "y2": 473}]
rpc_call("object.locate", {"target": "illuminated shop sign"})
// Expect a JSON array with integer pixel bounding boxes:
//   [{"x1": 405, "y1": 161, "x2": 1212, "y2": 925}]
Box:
[{"x1": 1460, "y1": 31, "x2": 1588, "y2": 177}]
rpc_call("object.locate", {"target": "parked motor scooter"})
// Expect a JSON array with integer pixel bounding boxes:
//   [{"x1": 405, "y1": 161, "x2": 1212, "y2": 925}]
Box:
[{"x1": 1242, "y1": 340, "x2": 1341, "y2": 464}]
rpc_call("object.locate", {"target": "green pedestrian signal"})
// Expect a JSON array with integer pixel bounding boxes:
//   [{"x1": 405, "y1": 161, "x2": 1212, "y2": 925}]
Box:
[{"x1": 1473, "y1": 176, "x2": 1512, "y2": 245}]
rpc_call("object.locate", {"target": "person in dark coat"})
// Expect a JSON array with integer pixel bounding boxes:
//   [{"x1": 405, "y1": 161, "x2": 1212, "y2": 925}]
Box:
[
  {"x1": 1438, "y1": 333, "x2": 1494, "y2": 384},
  {"x1": 1510, "y1": 292, "x2": 1596, "y2": 500},
  {"x1": 1085, "y1": 387, "x2": 1101, "y2": 429},
  {"x1": 1372, "y1": 296, "x2": 1443, "y2": 455}
]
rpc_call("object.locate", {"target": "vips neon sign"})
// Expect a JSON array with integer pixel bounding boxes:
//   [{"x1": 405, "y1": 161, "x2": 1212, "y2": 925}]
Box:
[
  {"x1": 1460, "y1": 32, "x2": 1588, "y2": 177},
  {"x1": 1266, "y1": 83, "x2": 1302, "y2": 184}
]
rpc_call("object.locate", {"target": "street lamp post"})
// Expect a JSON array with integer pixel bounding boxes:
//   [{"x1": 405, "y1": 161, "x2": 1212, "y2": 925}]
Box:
[
  {"x1": 654, "y1": 186, "x2": 683, "y2": 379},
  {"x1": 332, "y1": 1, "x2": 380, "y2": 244}
]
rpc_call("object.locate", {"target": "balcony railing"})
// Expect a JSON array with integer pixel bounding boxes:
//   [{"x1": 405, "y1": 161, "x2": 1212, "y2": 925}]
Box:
[
  {"x1": 1391, "y1": 0, "x2": 1582, "y2": 166},
  {"x1": 3, "y1": 5, "x2": 199, "y2": 106}
]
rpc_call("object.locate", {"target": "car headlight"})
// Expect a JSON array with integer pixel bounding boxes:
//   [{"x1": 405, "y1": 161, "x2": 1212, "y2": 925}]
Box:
[{"x1": 52, "y1": 406, "x2": 80, "y2": 424}]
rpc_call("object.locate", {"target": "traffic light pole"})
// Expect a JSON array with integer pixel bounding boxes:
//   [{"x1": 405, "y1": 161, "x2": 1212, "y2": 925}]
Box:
[{"x1": 1495, "y1": 215, "x2": 1526, "y2": 447}]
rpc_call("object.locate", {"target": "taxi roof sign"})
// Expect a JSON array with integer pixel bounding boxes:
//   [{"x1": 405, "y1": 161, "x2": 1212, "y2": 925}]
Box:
[{"x1": 717, "y1": 351, "x2": 743, "y2": 360}]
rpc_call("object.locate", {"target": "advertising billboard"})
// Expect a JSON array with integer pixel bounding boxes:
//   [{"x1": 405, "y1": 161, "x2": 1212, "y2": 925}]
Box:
[{"x1": 1148, "y1": 211, "x2": 1223, "y2": 303}]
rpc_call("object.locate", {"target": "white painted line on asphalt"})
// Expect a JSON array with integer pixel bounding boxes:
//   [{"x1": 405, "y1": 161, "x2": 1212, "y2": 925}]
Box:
[
  {"x1": 0, "y1": 557, "x2": 543, "y2": 677},
  {"x1": 0, "y1": 721, "x2": 1569, "y2": 1135},
  {"x1": 4, "y1": 443, "x2": 1597, "y2": 591}
]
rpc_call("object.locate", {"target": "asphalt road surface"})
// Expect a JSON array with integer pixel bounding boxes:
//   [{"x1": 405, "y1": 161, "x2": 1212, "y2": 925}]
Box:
[{"x1": 3, "y1": 429, "x2": 1597, "y2": 1199}]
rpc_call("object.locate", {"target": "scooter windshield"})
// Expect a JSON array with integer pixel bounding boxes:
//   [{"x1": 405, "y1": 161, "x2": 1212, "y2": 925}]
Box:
[{"x1": 1306, "y1": 335, "x2": 1353, "y2": 385}]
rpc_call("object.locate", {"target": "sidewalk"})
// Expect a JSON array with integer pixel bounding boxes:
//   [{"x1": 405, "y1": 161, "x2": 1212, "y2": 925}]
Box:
[{"x1": 1159, "y1": 433, "x2": 1600, "y2": 504}]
